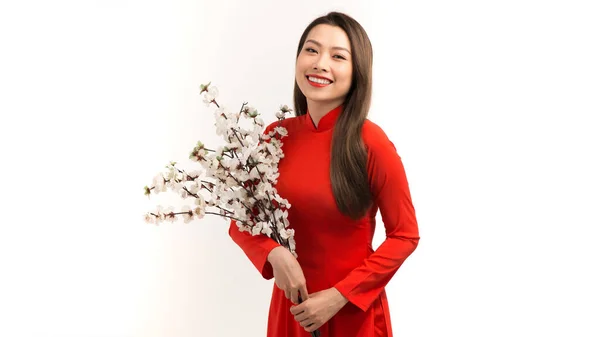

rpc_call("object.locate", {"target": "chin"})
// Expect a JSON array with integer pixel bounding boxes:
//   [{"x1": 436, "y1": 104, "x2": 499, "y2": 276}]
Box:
[
  {"x1": 308, "y1": 96, "x2": 345, "y2": 106},
  {"x1": 303, "y1": 89, "x2": 339, "y2": 101}
]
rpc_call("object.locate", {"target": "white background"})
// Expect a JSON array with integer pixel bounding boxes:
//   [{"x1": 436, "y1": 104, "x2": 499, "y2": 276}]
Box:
[{"x1": 1, "y1": 0, "x2": 599, "y2": 336}]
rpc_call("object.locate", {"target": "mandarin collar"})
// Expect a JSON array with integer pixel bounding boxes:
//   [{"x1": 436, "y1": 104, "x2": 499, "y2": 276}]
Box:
[{"x1": 305, "y1": 105, "x2": 344, "y2": 132}]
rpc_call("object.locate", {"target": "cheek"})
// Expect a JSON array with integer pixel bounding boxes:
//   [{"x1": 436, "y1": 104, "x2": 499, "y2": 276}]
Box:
[
  {"x1": 295, "y1": 58, "x2": 309, "y2": 78},
  {"x1": 296, "y1": 55, "x2": 311, "y2": 70},
  {"x1": 336, "y1": 65, "x2": 353, "y2": 86},
  {"x1": 294, "y1": 66, "x2": 304, "y2": 85}
]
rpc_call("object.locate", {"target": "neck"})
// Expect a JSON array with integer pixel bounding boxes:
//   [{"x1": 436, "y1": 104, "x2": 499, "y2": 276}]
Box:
[{"x1": 306, "y1": 99, "x2": 344, "y2": 128}]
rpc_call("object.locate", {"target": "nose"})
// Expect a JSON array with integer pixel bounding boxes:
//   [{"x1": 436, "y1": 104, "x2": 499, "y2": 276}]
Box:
[{"x1": 313, "y1": 54, "x2": 328, "y2": 72}]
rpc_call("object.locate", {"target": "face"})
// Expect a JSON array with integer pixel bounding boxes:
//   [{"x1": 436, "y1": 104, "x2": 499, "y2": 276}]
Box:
[{"x1": 295, "y1": 24, "x2": 353, "y2": 110}]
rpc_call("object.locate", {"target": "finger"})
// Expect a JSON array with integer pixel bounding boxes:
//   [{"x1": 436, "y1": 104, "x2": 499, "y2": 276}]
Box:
[
  {"x1": 290, "y1": 302, "x2": 304, "y2": 315},
  {"x1": 306, "y1": 321, "x2": 322, "y2": 333},
  {"x1": 307, "y1": 324, "x2": 319, "y2": 333},
  {"x1": 300, "y1": 285, "x2": 309, "y2": 303},
  {"x1": 304, "y1": 322, "x2": 317, "y2": 332},
  {"x1": 293, "y1": 310, "x2": 309, "y2": 323},
  {"x1": 300, "y1": 318, "x2": 313, "y2": 328},
  {"x1": 285, "y1": 290, "x2": 291, "y2": 302},
  {"x1": 290, "y1": 289, "x2": 300, "y2": 305}
]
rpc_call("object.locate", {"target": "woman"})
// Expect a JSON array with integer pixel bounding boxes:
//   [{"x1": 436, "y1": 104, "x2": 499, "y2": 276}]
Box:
[{"x1": 229, "y1": 11, "x2": 420, "y2": 337}]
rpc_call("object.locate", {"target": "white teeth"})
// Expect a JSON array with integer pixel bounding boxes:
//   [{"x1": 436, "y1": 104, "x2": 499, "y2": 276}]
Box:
[{"x1": 308, "y1": 76, "x2": 332, "y2": 85}]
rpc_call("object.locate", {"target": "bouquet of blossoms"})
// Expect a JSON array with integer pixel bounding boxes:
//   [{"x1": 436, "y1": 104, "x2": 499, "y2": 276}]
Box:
[{"x1": 143, "y1": 82, "x2": 297, "y2": 257}]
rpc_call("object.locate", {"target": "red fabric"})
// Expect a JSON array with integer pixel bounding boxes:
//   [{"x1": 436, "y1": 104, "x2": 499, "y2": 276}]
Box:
[{"x1": 229, "y1": 105, "x2": 420, "y2": 336}]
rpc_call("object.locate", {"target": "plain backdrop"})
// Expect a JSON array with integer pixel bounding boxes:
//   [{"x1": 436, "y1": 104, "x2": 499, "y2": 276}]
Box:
[{"x1": 1, "y1": 0, "x2": 599, "y2": 336}]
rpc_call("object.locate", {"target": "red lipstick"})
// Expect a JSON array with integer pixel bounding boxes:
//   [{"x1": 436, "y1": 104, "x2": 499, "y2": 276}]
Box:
[{"x1": 306, "y1": 74, "x2": 333, "y2": 88}]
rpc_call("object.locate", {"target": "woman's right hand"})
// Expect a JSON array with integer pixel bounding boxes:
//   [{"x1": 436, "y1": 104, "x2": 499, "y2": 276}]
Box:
[{"x1": 267, "y1": 246, "x2": 309, "y2": 305}]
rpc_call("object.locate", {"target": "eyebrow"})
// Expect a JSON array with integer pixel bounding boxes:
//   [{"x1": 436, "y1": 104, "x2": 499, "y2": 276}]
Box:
[{"x1": 305, "y1": 39, "x2": 351, "y2": 54}]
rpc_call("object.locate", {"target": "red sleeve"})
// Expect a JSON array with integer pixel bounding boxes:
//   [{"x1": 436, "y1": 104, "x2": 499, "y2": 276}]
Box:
[
  {"x1": 334, "y1": 123, "x2": 420, "y2": 311},
  {"x1": 228, "y1": 220, "x2": 281, "y2": 280},
  {"x1": 228, "y1": 120, "x2": 282, "y2": 280}
]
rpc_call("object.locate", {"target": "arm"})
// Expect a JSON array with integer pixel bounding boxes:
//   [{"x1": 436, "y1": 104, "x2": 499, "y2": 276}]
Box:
[
  {"x1": 333, "y1": 125, "x2": 420, "y2": 312},
  {"x1": 228, "y1": 220, "x2": 281, "y2": 279}
]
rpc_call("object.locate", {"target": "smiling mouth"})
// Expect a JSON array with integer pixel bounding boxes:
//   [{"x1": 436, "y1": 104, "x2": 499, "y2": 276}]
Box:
[{"x1": 306, "y1": 76, "x2": 333, "y2": 86}]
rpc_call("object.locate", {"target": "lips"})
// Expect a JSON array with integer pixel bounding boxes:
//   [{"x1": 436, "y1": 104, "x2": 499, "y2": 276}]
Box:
[
  {"x1": 306, "y1": 75, "x2": 333, "y2": 87},
  {"x1": 307, "y1": 74, "x2": 333, "y2": 82}
]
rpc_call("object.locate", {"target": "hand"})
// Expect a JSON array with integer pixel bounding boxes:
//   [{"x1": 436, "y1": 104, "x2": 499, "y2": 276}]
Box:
[
  {"x1": 290, "y1": 287, "x2": 349, "y2": 333},
  {"x1": 267, "y1": 246, "x2": 309, "y2": 305}
]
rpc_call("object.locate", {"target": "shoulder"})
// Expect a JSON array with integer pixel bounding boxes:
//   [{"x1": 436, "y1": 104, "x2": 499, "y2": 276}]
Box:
[
  {"x1": 264, "y1": 114, "x2": 304, "y2": 134},
  {"x1": 361, "y1": 120, "x2": 408, "y2": 187},
  {"x1": 361, "y1": 119, "x2": 397, "y2": 153}
]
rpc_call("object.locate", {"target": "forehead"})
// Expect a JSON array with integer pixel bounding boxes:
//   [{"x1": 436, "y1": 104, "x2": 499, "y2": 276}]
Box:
[{"x1": 305, "y1": 24, "x2": 351, "y2": 51}]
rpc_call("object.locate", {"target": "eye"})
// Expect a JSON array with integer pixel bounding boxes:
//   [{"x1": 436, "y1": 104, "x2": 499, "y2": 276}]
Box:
[
  {"x1": 305, "y1": 47, "x2": 317, "y2": 53},
  {"x1": 333, "y1": 54, "x2": 346, "y2": 60}
]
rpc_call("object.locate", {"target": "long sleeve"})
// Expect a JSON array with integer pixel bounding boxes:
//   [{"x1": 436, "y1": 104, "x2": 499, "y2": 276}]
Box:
[
  {"x1": 334, "y1": 124, "x2": 420, "y2": 312},
  {"x1": 229, "y1": 220, "x2": 281, "y2": 279}
]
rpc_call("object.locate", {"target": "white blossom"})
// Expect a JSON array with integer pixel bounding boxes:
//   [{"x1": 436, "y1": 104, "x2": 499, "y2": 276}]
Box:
[
  {"x1": 203, "y1": 86, "x2": 219, "y2": 106},
  {"x1": 167, "y1": 180, "x2": 183, "y2": 193},
  {"x1": 188, "y1": 182, "x2": 200, "y2": 195},
  {"x1": 279, "y1": 228, "x2": 294, "y2": 240},
  {"x1": 274, "y1": 126, "x2": 288, "y2": 137},
  {"x1": 144, "y1": 213, "x2": 157, "y2": 225},
  {"x1": 236, "y1": 170, "x2": 250, "y2": 183},
  {"x1": 164, "y1": 206, "x2": 176, "y2": 223},
  {"x1": 152, "y1": 174, "x2": 166, "y2": 193},
  {"x1": 145, "y1": 83, "x2": 296, "y2": 256},
  {"x1": 273, "y1": 208, "x2": 289, "y2": 226},
  {"x1": 194, "y1": 205, "x2": 205, "y2": 219},
  {"x1": 288, "y1": 236, "x2": 297, "y2": 257},
  {"x1": 230, "y1": 201, "x2": 247, "y2": 219},
  {"x1": 224, "y1": 177, "x2": 236, "y2": 188},
  {"x1": 181, "y1": 205, "x2": 193, "y2": 223},
  {"x1": 195, "y1": 194, "x2": 205, "y2": 206},
  {"x1": 252, "y1": 221, "x2": 270, "y2": 237}
]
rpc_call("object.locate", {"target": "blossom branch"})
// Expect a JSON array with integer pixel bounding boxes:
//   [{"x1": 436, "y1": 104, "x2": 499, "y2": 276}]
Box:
[{"x1": 146, "y1": 81, "x2": 296, "y2": 257}]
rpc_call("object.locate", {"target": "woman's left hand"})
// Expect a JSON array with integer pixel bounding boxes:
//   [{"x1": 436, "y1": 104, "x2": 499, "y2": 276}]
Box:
[{"x1": 290, "y1": 287, "x2": 349, "y2": 333}]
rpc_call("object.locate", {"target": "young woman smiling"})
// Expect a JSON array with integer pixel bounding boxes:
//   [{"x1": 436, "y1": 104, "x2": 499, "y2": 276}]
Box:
[{"x1": 229, "y1": 11, "x2": 420, "y2": 337}]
